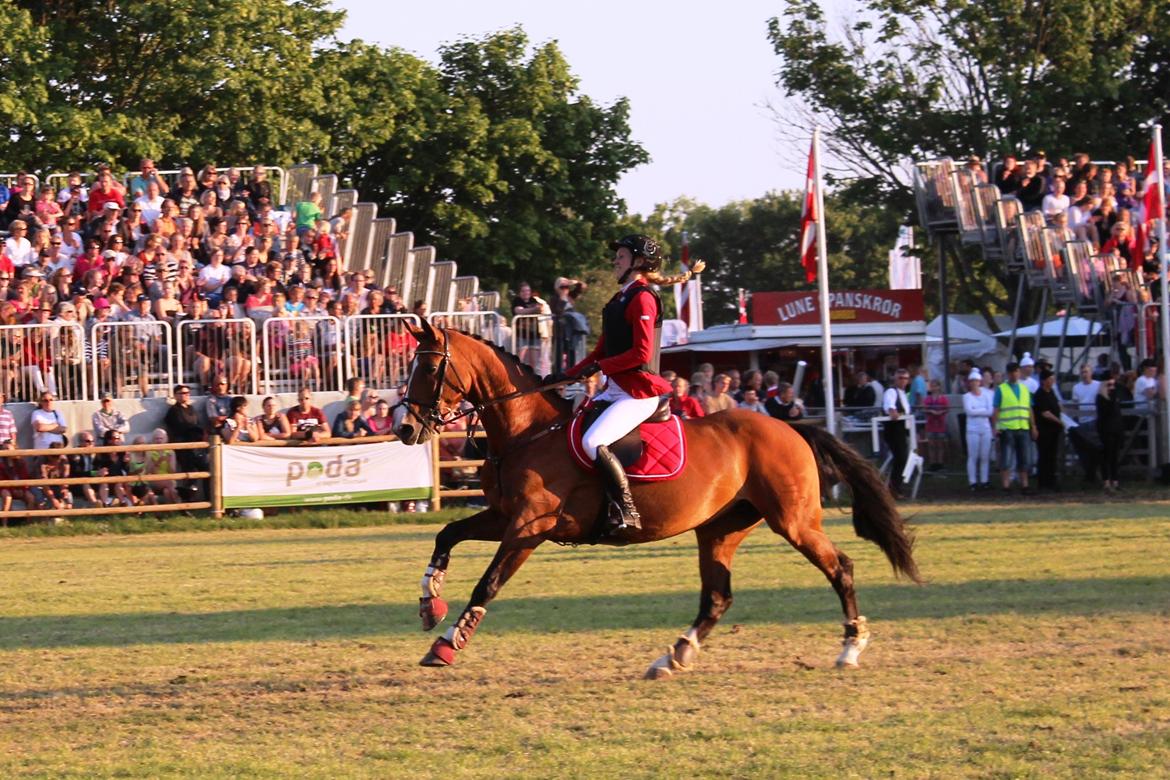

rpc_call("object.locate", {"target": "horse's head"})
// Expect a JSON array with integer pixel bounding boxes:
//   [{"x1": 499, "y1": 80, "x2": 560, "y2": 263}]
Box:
[{"x1": 394, "y1": 318, "x2": 468, "y2": 446}]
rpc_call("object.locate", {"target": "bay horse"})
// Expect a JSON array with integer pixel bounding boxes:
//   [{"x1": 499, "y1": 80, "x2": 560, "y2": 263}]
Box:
[{"x1": 395, "y1": 320, "x2": 921, "y2": 677}]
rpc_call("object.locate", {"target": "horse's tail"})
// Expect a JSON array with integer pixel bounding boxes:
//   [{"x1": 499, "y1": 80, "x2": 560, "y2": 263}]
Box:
[{"x1": 791, "y1": 424, "x2": 922, "y2": 583}]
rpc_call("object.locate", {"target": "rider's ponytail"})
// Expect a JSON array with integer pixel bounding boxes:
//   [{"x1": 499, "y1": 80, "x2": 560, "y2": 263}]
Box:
[{"x1": 643, "y1": 259, "x2": 706, "y2": 287}]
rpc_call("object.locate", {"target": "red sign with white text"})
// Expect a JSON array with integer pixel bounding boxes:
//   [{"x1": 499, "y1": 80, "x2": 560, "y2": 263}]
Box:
[{"x1": 752, "y1": 289, "x2": 924, "y2": 325}]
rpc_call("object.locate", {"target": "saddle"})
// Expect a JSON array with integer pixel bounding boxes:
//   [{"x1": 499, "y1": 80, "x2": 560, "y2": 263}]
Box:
[{"x1": 568, "y1": 397, "x2": 688, "y2": 481}]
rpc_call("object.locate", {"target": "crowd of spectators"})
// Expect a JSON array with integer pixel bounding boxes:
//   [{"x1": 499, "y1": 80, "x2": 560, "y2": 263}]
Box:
[
  {"x1": 652, "y1": 352, "x2": 1162, "y2": 497},
  {"x1": 968, "y1": 150, "x2": 1170, "y2": 370},
  {"x1": 0, "y1": 374, "x2": 411, "y2": 515},
  {"x1": 0, "y1": 162, "x2": 433, "y2": 401}
]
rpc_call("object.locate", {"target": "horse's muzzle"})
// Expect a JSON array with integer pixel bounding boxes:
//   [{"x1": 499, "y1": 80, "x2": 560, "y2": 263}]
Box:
[{"x1": 394, "y1": 422, "x2": 430, "y2": 446}]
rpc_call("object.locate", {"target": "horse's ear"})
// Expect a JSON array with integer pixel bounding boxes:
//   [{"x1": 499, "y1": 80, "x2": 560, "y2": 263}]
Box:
[
  {"x1": 419, "y1": 316, "x2": 438, "y2": 341},
  {"x1": 404, "y1": 319, "x2": 424, "y2": 339}
]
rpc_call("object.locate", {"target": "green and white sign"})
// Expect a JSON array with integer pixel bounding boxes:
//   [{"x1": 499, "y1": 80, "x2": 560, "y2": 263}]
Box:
[{"x1": 221, "y1": 440, "x2": 432, "y2": 508}]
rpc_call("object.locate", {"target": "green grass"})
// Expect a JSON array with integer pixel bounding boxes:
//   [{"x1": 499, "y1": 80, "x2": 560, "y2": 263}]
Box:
[
  {"x1": 1, "y1": 500, "x2": 1168, "y2": 778},
  {"x1": 0, "y1": 506, "x2": 477, "y2": 538}
]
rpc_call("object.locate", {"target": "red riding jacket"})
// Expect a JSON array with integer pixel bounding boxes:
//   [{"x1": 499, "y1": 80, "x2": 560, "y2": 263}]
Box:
[{"x1": 568, "y1": 279, "x2": 672, "y2": 399}]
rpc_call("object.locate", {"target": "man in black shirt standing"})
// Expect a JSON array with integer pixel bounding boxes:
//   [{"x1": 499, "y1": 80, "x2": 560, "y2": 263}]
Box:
[{"x1": 164, "y1": 384, "x2": 206, "y2": 499}]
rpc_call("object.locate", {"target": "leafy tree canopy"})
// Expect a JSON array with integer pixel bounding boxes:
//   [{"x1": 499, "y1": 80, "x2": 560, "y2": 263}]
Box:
[
  {"x1": 0, "y1": 5, "x2": 646, "y2": 291},
  {"x1": 767, "y1": 0, "x2": 1170, "y2": 322}
]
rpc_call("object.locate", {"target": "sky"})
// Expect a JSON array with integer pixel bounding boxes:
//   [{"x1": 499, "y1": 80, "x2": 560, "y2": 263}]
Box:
[{"x1": 336, "y1": 0, "x2": 800, "y2": 216}]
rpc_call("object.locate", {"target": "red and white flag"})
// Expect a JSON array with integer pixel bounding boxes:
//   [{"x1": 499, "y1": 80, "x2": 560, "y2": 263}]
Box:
[
  {"x1": 736, "y1": 288, "x2": 748, "y2": 324},
  {"x1": 1145, "y1": 142, "x2": 1165, "y2": 224},
  {"x1": 799, "y1": 138, "x2": 819, "y2": 283},
  {"x1": 674, "y1": 231, "x2": 704, "y2": 332}
]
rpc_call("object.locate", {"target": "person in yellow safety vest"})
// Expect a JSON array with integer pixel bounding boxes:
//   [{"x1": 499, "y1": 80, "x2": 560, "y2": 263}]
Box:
[{"x1": 992, "y1": 361, "x2": 1039, "y2": 493}]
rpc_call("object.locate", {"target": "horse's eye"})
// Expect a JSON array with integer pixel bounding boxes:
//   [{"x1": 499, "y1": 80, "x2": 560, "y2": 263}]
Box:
[{"x1": 423, "y1": 364, "x2": 438, "y2": 375}]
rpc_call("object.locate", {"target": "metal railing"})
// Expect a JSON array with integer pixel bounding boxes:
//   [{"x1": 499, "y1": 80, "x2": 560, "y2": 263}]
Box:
[
  {"x1": 428, "y1": 311, "x2": 504, "y2": 346},
  {"x1": 0, "y1": 322, "x2": 87, "y2": 402},
  {"x1": 261, "y1": 315, "x2": 343, "y2": 394},
  {"x1": 176, "y1": 318, "x2": 258, "y2": 395},
  {"x1": 343, "y1": 314, "x2": 420, "y2": 390},
  {"x1": 0, "y1": 172, "x2": 40, "y2": 193},
  {"x1": 511, "y1": 313, "x2": 555, "y2": 375},
  {"x1": 89, "y1": 320, "x2": 174, "y2": 399}
]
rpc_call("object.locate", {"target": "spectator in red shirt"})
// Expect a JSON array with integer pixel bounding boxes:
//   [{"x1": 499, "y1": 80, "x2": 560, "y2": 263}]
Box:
[
  {"x1": 86, "y1": 172, "x2": 125, "y2": 225},
  {"x1": 669, "y1": 376, "x2": 705, "y2": 419},
  {"x1": 286, "y1": 387, "x2": 328, "y2": 442}
]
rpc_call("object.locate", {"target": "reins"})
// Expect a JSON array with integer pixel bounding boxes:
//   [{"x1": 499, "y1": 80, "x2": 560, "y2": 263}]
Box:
[{"x1": 396, "y1": 327, "x2": 577, "y2": 435}]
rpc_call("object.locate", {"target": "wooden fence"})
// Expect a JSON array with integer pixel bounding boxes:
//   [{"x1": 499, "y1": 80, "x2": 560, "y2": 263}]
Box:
[
  {"x1": 0, "y1": 440, "x2": 211, "y2": 522},
  {"x1": 0, "y1": 429, "x2": 493, "y2": 523}
]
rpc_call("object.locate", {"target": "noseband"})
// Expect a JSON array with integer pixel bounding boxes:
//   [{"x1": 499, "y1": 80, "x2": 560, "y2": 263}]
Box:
[
  {"x1": 402, "y1": 330, "x2": 476, "y2": 434},
  {"x1": 400, "y1": 328, "x2": 577, "y2": 436}
]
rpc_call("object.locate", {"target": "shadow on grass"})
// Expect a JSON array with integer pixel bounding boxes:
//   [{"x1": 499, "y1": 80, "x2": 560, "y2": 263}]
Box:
[{"x1": 1, "y1": 575, "x2": 1166, "y2": 650}]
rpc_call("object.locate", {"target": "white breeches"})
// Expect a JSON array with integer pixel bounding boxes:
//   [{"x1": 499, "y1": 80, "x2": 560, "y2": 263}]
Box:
[
  {"x1": 966, "y1": 427, "x2": 992, "y2": 484},
  {"x1": 581, "y1": 381, "x2": 662, "y2": 460}
]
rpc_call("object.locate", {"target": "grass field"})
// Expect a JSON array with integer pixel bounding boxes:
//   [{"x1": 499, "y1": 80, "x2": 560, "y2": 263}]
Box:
[{"x1": 1, "y1": 499, "x2": 1168, "y2": 778}]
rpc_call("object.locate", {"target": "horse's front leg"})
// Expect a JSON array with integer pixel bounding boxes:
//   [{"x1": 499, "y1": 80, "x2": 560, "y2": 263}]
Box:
[
  {"x1": 419, "y1": 507, "x2": 508, "y2": 630},
  {"x1": 420, "y1": 531, "x2": 545, "y2": 667}
]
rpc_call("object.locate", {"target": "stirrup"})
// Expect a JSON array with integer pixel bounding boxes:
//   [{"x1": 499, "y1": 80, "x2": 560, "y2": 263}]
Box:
[{"x1": 606, "y1": 498, "x2": 641, "y2": 533}]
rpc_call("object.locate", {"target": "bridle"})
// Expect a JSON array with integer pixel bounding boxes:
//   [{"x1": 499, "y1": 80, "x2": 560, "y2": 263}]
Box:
[{"x1": 399, "y1": 327, "x2": 576, "y2": 437}]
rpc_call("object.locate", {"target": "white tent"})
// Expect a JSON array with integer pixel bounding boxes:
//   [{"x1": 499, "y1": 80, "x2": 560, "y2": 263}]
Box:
[
  {"x1": 927, "y1": 314, "x2": 1013, "y2": 388},
  {"x1": 992, "y1": 317, "x2": 1103, "y2": 340}
]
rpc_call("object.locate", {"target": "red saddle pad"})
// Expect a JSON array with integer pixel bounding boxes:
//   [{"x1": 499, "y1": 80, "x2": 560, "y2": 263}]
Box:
[{"x1": 568, "y1": 408, "x2": 687, "y2": 481}]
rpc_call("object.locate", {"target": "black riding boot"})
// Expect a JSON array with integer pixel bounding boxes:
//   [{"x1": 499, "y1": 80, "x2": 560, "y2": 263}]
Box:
[{"x1": 594, "y1": 444, "x2": 641, "y2": 533}]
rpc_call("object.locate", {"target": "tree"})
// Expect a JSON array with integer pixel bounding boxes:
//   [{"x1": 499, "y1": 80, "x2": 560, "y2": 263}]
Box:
[
  {"x1": 1, "y1": 9, "x2": 646, "y2": 298},
  {"x1": 7, "y1": 0, "x2": 348, "y2": 171},
  {"x1": 345, "y1": 27, "x2": 648, "y2": 291},
  {"x1": 767, "y1": 0, "x2": 1170, "y2": 323},
  {"x1": 621, "y1": 194, "x2": 901, "y2": 325}
]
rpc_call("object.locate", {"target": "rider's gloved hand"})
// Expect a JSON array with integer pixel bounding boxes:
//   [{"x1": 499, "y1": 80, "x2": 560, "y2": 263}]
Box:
[
  {"x1": 542, "y1": 372, "x2": 569, "y2": 385},
  {"x1": 572, "y1": 362, "x2": 602, "y2": 379}
]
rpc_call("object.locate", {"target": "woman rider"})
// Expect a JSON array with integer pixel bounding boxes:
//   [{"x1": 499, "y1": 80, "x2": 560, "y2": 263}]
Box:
[{"x1": 560, "y1": 235, "x2": 702, "y2": 534}]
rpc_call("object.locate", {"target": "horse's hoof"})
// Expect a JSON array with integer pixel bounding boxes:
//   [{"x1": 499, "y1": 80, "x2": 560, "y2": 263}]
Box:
[
  {"x1": 644, "y1": 651, "x2": 676, "y2": 680},
  {"x1": 420, "y1": 638, "x2": 456, "y2": 667},
  {"x1": 835, "y1": 636, "x2": 869, "y2": 669},
  {"x1": 419, "y1": 596, "x2": 448, "y2": 631}
]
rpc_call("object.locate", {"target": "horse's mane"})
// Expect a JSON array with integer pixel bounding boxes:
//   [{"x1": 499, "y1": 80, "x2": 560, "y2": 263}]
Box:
[{"x1": 446, "y1": 329, "x2": 572, "y2": 412}]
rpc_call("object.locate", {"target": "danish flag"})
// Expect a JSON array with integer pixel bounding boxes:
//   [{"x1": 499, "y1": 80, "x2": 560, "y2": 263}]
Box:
[{"x1": 799, "y1": 138, "x2": 818, "y2": 283}]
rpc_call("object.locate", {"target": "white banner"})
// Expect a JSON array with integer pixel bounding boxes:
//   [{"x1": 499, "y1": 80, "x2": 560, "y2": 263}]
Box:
[
  {"x1": 221, "y1": 440, "x2": 432, "y2": 508},
  {"x1": 888, "y1": 225, "x2": 920, "y2": 290}
]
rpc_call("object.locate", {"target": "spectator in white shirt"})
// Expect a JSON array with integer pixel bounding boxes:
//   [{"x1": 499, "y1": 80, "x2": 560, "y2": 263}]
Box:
[
  {"x1": 31, "y1": 391, "x2": 68, "y2": 450},
  {"x1": 197, "y1": 248, "x2": 232, "y2": 301},
  {"x1": 882, "y1": 368, "x2": 913, "y2": 497},
  {"x1": 1133, "y1": 359, "x2": 1160, "y2": 411},
  {"x1": 1070, "y1": 363, "x2": 1100, "y2": 424},
  {"x1": 4, "y1": 220, "x2": 35, "y2": 267},
  {"x1": 867, "y1": 375, "x2": 885, "y2": 408},
  {"x1": 1019, "y1": 353, "x2": 1039, "y2": 393},
  {"x1": 962, "y1": 369, "x2": 994, "y2": 490},
  {"x1": 1042, "y1": 178, "x2": 1070, "y2": 222},
  {"x1": 135, "y1": 180, "x2": 166, "y2": 227}
]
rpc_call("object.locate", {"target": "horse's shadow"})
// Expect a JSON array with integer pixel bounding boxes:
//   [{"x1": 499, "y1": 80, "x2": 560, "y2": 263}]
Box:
[{"x1": 1, "y1": 575, "x2": 1165, "y2": 650}]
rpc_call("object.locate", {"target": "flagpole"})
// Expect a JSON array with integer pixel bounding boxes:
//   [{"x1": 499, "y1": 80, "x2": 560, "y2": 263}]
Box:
[
  {"x1": 813, "y1": 127, "x2": 836, "y2": 436},
  {"x1": 1154, "y1": 124, "x2": 1169, "y2": 469}
]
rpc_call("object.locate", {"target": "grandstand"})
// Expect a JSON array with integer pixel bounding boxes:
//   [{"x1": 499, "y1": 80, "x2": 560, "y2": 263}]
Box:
[
  {"x1": 911, "y1": 154, "x2": 1161, "y2": 374},
  {"x1": 0, "y1": 160, "x2": 558, "y2": 403}
]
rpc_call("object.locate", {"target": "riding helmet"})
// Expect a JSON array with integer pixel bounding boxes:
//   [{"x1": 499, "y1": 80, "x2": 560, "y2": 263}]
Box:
[{"x1": 609, "y1": 235, "x2": 663, "y2": 272}]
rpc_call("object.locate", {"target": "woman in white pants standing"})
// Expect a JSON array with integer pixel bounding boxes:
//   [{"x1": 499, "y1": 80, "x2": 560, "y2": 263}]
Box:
[{"x1": 962, "y1": 369, "x2": 994, "y2": 490}]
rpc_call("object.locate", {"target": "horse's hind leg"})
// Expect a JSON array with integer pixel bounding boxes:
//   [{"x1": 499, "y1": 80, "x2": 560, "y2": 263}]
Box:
[
  {"x1": 419, "y1": 507, "x2": 508, "y2": 630},
  {"x1": 767, "y1": 509, "x2": 868, "y2": 669},
  {"x1": 645, "y1": 505, "x2": 760, "y2": 680}
]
